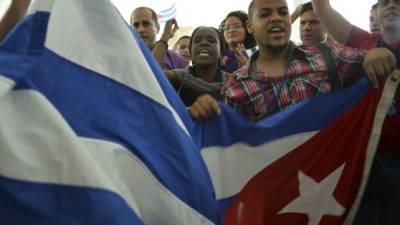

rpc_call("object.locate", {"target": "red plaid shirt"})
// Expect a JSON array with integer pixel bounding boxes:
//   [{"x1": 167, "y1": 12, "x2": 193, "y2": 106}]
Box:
[{"x1": 222, "y1": 42, "x2": 366, "y2": 122}]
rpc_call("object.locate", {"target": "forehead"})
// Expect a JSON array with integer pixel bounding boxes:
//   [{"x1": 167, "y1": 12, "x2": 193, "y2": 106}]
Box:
[
  {"x1": 132, "y1": 9, "x2": 153, "y2": 22},
  {"x1": 225, "y1": 16, "x2": 242, "y2": 24},
  {"x1": 300, "y1": 11, "x2": 320, "y2": 21},
  {"x1": 193, "y1": 27, "x2": 218, "y2": 38},
  {"x1": 253, "y1": 0, "x2": 288, "y2": 10},
  {"x1": 178, "y1": 38, "x2": 190, "y2": 45}
]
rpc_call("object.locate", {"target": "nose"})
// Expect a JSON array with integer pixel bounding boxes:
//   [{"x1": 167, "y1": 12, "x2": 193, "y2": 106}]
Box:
[
  {"x1": 387, "y1": 0, "x2": 399, "y2": 8},
  {"x1": 270, "y1": 10, "x2": 283, "y2": 22},
  {"x1": 303, "y1": 22, "x2": 312, "y2": 31},
  {"x1": 137, "y1": 24, "x2": 146, "y2": 33}
]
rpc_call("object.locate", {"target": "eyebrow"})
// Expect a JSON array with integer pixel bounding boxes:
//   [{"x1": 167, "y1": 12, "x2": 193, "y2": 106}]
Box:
[{"x1": 258, "y1": 6, "x2": 289, "y2": 11}]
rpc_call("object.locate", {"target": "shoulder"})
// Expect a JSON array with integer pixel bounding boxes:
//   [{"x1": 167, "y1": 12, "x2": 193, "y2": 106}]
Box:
[
  {"x1": 165, "y1": 50, "x2": 187, "y2": 69},
  {"x1": 346, "y1": 25, "x2": 379, "y2": 50}
]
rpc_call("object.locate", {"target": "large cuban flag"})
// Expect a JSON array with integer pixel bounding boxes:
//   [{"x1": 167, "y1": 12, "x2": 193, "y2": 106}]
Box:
[
  {"x1": 196, "y1": 76, "x2": 399, "y2": 225},
  {"x1": 0, "y1": 0, "x2": 220, "y2": 225},
  {"x1": 0, "y1": 1, "x2": 399, "y2": 225}
]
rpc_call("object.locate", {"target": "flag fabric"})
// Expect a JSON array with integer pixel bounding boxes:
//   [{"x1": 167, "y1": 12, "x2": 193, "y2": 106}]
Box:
[
  {"x1": 0, "y1": 0, "x2": 220, "y2": 225},
  {"x1": 195, "y1": 77, "x2": 398, "y2": 225},
  {"x1": 157, "y1": 4, "x2": 177, "y2": 23},
  {"x1": 0, "y1": 1, "x2": 398, "y2": 225}
]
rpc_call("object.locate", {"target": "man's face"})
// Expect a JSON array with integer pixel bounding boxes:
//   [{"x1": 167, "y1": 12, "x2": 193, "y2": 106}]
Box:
[
  {"x1": 176, "y1": 37, "x2": 191, "y2": 63},
  {"x1": 247, "y1": 0, "x2": 291, "y2": 52},
  {"x1": 378, "y1": 0, "x2": 400, "y2": 34},
  {"x1": 300, "y1": 11, "x2": 326, "y2": 45},
  {"x1": 131, "y1": 8, "x2": 159, "y2": 47},
  {"x1": 369, "y1": 8, "x2": 381, "y2": 32}
]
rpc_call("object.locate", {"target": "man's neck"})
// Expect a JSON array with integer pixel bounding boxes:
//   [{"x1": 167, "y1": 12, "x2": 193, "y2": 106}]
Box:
[
  {"x1": 382, "y1": 28, "x2": 400, "y2": 47},
  {"x1": 256, "y1": 44, "x2": 290, "y2": 77}
]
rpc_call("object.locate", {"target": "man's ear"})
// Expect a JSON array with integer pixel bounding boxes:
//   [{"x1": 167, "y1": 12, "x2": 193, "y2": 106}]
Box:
[
  {"x1": 156, "y1": 23, "x2": 160, "y2": 34},
  {"x1": 246, "y1": 19, "x2": 253, "y2": 34}
]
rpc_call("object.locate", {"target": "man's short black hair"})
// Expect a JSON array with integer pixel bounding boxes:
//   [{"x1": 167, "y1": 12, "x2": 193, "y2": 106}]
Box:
[{"x1": 300, "y1": 2, "x2": 314, "y2": 16}]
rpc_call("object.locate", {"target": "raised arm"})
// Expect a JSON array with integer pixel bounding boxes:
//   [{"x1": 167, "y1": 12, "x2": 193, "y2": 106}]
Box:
[
  {"x1": 0, "y1": 0, "x2": 31, "y2": 42},
  {"x1": 291, "y1": 4, "x2": 303, "y2": 24},
  {"x1": 152, "y1": 18, "x2": 178, "y2": 69},
  {"x1": 311, "y1": 0, "x2": 352, "y2": 43}
]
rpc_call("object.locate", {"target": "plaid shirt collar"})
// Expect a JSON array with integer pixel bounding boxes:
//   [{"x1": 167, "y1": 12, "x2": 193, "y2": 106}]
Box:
[{"x1": 241, "y1": 42, "x2": 308, "y2": 79}]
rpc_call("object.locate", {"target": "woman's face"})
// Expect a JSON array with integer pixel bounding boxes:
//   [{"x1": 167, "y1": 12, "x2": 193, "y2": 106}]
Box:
[
  {"x1": 223, "y1": 16, "x2": 246, "y2": 48},
  {"x1": 190, "y1": 27, "x2": 220, "y2": 66}
]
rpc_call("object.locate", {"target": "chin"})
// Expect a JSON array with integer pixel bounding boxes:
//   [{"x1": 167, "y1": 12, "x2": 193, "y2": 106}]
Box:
[{"x1": 267, "y1": 42, "x2": 288, "y2": 52}]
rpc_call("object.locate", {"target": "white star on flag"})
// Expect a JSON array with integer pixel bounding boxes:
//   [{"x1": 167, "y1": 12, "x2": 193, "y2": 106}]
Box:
[{"x1": 279, "y1": 164, "x2": 346, "y2": 225}]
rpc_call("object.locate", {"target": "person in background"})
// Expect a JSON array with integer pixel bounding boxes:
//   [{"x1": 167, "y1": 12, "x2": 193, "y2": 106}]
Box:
[
  {"x1": 188, "y1": 0, "x2": 396, "y2": 123},
  {"x1": 291, "y1": 2, "x2": 329, "y2": 45},
  {"x1": 370, "y1": 2, "x2": 381, "y2": 33},
  {"x1": 165, "y1": 26, "x2": 229, "y2": 107},
  {"x1": 0, "y1": 0, "x2": 31, "y2": 42},
  {"x1": 130, "y1": 7, "x2": 186, "y2": 70},
  {"x1": 298, "y1": 2, "x2": 327, "y2": 45},
  {"x1": 218, "y1": 10, "x2": 257, "y2": 73},
  {"x1": 174, "y1": 35, "x2": 191, "y2": 66},
  {"x1": 312, "y1": 0, "x2": 400, "y2": 224}
]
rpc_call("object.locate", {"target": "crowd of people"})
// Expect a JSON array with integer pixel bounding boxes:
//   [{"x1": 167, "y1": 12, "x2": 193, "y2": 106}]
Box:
[{"x1": 1, "y1": 0, "x2": 399, "y2": 224}]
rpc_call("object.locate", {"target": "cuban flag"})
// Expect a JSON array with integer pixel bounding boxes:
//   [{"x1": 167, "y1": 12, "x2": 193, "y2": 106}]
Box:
[
  {"x1": 197, "y1": 76, "x2": 399, "y2": 225},
  {"x1": 157, "y1": 3, "x2": 177, "y2": 23},
  {"x1": 0, "y1": 1, "x2": 398, "y2": 225},
  {"x1": 0, "y1": 0, "x2": 220, "y2": 225}
]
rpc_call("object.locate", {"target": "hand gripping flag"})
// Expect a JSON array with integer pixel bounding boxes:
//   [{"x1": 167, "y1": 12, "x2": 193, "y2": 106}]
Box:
[
  {"x1": 0, "y1": 0, "x2": 220, "y2": 225},
  {"x1": 195, "y1": 76, "x2": 399, "y2": 225}
]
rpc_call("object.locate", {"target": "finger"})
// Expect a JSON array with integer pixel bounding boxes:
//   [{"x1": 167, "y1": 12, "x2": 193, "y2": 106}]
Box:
[
  {"x1": 391, "y1": 70, "x2": 400, "y2": 81},
  {"x1": 209, "y1": 99, "x2": 221, "y2": 114},
  {"x1": 197, "y1": 98, "x2": 214, "y2": 119},
  {"x1": 373, "y1": 63, "x2": 386, "y2": 79},
  {"x1": 382, "y1": 60, "x2": 394, "y2": 77},
  {"x1": 365, "y1": 65, "x2": 379, "y2": 89},
  {"x1": 387, "y1": 53, "x2": 397, "y2": 70},
  {"x1": 188, "y1": 107, "x2": 199, "y2": 120}
]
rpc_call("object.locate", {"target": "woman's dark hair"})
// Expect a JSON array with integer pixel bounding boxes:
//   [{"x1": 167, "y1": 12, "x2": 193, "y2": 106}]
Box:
[
  {"x1": 218, "y1": 10, "x2": 257, "y2": 49},
  {"x1": 189, "y1": 26, "x2": 226, "y2": 58}
]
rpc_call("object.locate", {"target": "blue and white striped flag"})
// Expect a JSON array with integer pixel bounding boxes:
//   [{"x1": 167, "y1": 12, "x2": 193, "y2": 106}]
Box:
[
  {"x1": 0, "y1": 0, "x2": 220, "y2": 224},
  {"x1": 157, "y1": 3, "x2": 176, "y2": 23}
]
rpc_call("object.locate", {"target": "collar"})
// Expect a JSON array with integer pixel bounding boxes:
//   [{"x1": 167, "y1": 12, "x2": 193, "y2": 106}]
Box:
[{"x1": 246, "y1": 42, "x2": 307, "y2": 78}]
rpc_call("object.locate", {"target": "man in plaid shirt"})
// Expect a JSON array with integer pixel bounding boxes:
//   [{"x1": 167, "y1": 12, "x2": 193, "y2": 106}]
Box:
[{"x1": 188, "y1": 0, "x2": 397, "y2": 121}]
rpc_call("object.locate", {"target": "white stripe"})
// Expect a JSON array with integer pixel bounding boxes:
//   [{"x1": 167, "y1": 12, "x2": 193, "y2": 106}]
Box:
[
  {"x1": 28, "y1": 0, "x2": 54, "y2": 14},
  {"x1": 202, "y1": 131, "x2": 317, "y2": 200},
  {"x1": 0, "y1": 75, "x2": 15, "y2": 98},
  {"x1": 41, "y1": 0, "x2": 189, "y2": 136},
  {"x1": 344, "y1": 73, "x2": 400, "y2": 224},
  {"x1": 0, "y1": 89, "x2": 214, "y2": 225}
]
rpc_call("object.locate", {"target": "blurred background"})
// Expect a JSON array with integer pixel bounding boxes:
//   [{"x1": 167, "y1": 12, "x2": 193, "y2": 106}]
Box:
[{"x1": 0, "y1": 0, "x2": 377, "y2": 44}]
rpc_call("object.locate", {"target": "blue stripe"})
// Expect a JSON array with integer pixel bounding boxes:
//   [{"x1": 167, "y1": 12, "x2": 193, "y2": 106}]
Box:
[
  {"x1": 0, "y1": 12, "x2": 220, "y2": 223},
  {"x1": 159, "y1": 8, "x2": 176, "y2": 19},
  {"x1": 0, "y1": 176, "x2": 145, "y2": 225},
  {"x1": 194, "y1": 78, "x2": 371, "y2": 148},
  {"x1": 159, "y1": 4, "x2": 176, "y2": 14}
]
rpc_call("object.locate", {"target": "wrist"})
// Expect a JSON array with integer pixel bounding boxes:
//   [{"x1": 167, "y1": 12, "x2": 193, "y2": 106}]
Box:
[{"x1": 155, "y1": 39, "x2": 169, "y2": 48}]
